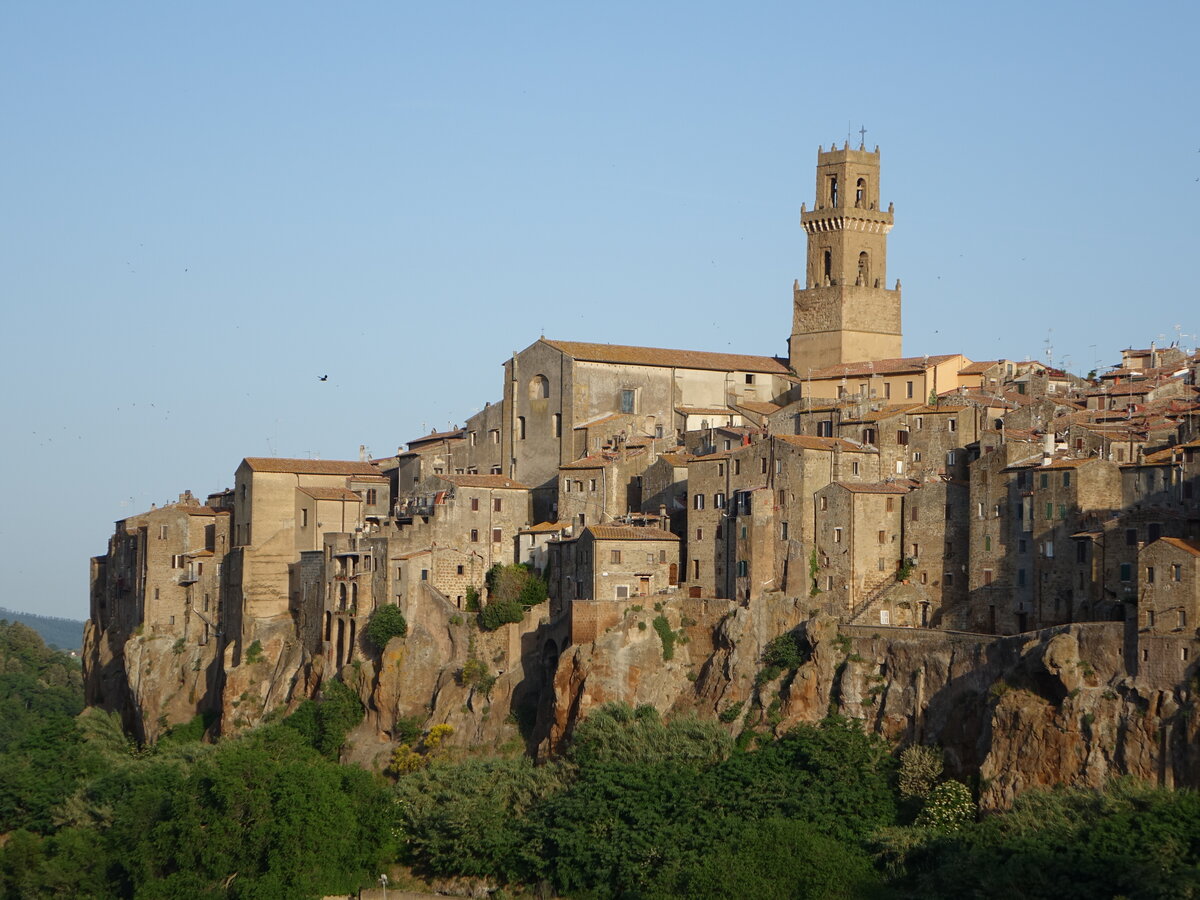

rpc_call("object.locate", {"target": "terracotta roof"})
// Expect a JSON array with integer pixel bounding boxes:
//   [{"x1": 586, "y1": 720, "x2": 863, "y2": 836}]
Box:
[
  {"x1": 396, "y1": 548, "x2": 432, "y2": 560},
  {"x1": 676, "y1": 406, "x2": 737, "y2": 416},
  {"x1": 297, "y1": 486, "x2": 362, "y2": 501},
  {"x1": 183, "y1": 506, "x2": 221, "y2": 516},
  {"x1": 575, "y1": 412, "x2": 629, "y2": 429},
  {"x1": 774, "y1": 434, "x2": 868, "y2": 452},
  {"x1": 243, "y1": 457, "x2": 381, "y2": 476},
  {"x1": 806, "y1": 354, "x2": 963, "y2": 379},
  {"x1": 406, "y1": 428, "x2": 465, "y2": 447},
  {"x1": 560, "y1": 449, "x2": 645, "y2": 470},
  {"x1": 831, "y1": 481, "x2": 911, "y2": 494},
  {"x1": 838, "y1": 403, "x2": 923, "y2": 423},
  {"x1": 585, "y1": 524, "x2": 680, "y2": 542},
  {"x1": 350, "y1": 473, "x2": 389, "y2": 483},
  {"x1": 1157, "y1": 537, "x2": 1200, "y2": 557},
  {"x1": 958, "y1": 360, "x2": 1001, "y2": 375},
  {"x1": 438, "y1": 474, "x2": 530, "y2": 490},
  {"x1": 519, "y1": 521, "x2": 571, "y2": 535},
  {"x1": 737, "y1": 400, "x2": 782, "y2": 415},
  {"x1": 657, "y1": 452, "x2": 693, "y2": 467},
  {"x1": 542, "y1": 339, "x2": 789, "y2": 374}
]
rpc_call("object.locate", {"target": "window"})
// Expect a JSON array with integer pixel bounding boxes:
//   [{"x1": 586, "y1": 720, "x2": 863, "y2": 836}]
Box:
[
  {"x1": 886, "y1": 497, "x2": 894, "y2": 512},
  {"x1": 1120, "y1": 562, "x2": 1132, "y2": 582},
  {"x1": 1062, "y1": 471, "x2": 1071, "y2": 487},
  {"x1": 782, "y1": 522, "x2": 789, "y2": 540},
  {"x1": 1045, "y1": 502, "x2": 1054, "y2": 520},
  {"x1": 983, "y1": 569, "x2": 993, "y2": 585},
  {"x1": 490, "y1": 429, "x2": 500, "y2": 444},
  {"x1": 494, "y1": 498, "x2": 502, "y2": 512},
  {"x1": 775, "y1": 459, "x2": 782, "y2": 474},
  {"x1": 884, "y1": 382, "x2": 892, "y2": 399},
  {"x1": 620, "y1": 390, "x2": 636, "y2": 414},
  {"x1": 1126, "y1": 529, "x2": 1138, "y2": 546},
  {"x1": 1045, "y1": 541, "x2": 1054, "y2": 558},
  {"x1": 737, "y1": 560, "x2": 748, "y2": 577},
  {"x1": 911, "y1": 505, "x2": 919, "y2": 522},
  {"x1": 880, "y1": 609, "x2": 890, "y2": 625},
  {"x1": 517, "y1": 417, "x2": 526, "y2": 440},
  {"x1": 301, "y1": 508, "x2": 309, "y2": 528},
  {"x1": 948, "y1": 418, "x2": 957, "y2": 433},
  {"x1": 1076, "y1": 541, "x2": 1088, "y2": 563},
  {"x1": 715, "y1": 492, "x2": 726, "y2": 508},
  {"x1": 745, "y1": 373, "x2": 755, "y2": 385},
  {"x1": 946, "y1": 451, "x2": 956, "y2": 465},
  {"x1": 1147, "y1": 609, "x2": 1156, "y2": 628},
  {"x1": 616, "y1": 585, "x2": 629, "y2": 599},
  {"x1": 760, "y1": 457, "x2": 768, "y2": 474},
  {"x1": 553, "y1": 414, "x2": 562, "y2": 438},
  {"x1": 492, "y1": 528, "x2": 502, "y2": 543},
  {"x1": 159, "y1": 525, "x2": 168, "y2": 540},
  {"x1": 646, "y1": 552, "x2": 655, "y2": 565},
  {"x1": 945, "y1": 572, "x2": 955, "y2": 587},
  {"x1": 1039, "y1": 473, "x2": 1049, "y2": 488},
  {"x1": 820, "y1": 495, "x2": 828, "y2": 510},
  {"x1": 913, "y1": 451, "x2": 922, "y2": 462},
  {"x1": 717, "y1": 462, "x2": 725, "y2": 477},
  {"x1": 734, "y1": 459, "x2": 741, "y2": 475},
  {"x1": 851, "y1": 460, "x2": 861, "y2": 475},
  {"x1": 589, "y1": 479, "x2": 597, "y2": 492},
  {"x1": 897, "y1": 430, "x2": 909, "y2": 446},
  {"x1": 693, "y1": 559, "x2": 701, "y2": 578},
  {"x1": 833, "y1": 527, "x2": 843, "y2": 543},
  {"x1": 1173, "y1": 564, "x2": 1183, "y2": 582},
  {"x1": 470, "y1": 529, "x2": 479, "y2": 542},
  {"x1": 1180, "y1": 609, "x2": 1188, "y2": 628},
  {"x1": 1146, "y1": 566, "x2": 1155, "y2": 583},
  {"x1": 530, "y1": 374, "x2": 549, "y2": 399},
  {"x1": 471, "y1": 497, "x2": 480, "y2": 511},
  {"x1": 611, "y1": 549, "x2": 622, "y2": 564},
  {"x1": 696, "y1": 527, "x2": 703, "y2": 540},
  {"x1": 826, "y1": 575, "x2": 834, "y2": 590},
  {"x1": 420, "y1": 569, "x2": 428, "y2": 581},
  {"x1": 906, "y1": 381, "x2": 914, "y2": 399},
  {"x1": 564, "y1": 480, "x2": 572, "y2": 493},
  {"x1": 878, "y1": 530, "x2": 886, "y2": 544},
  {"x1": 984, "y1": 535, "x2": 992, "y2": 551},
  {"x1": 693, "y1": 494, "x2": 705, "y2": 510},
  {"x1": 456, "y1": 564, "x2": 464, "y2": 575},
  {"x1": 911, "y1": 543, "x2": 919, "y2": 558}
]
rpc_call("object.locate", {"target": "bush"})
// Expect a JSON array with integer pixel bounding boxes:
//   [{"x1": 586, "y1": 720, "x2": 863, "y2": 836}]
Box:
[
  {"x1": 244, "y1": 640, "x2": 264, "y2": 664},
  {"x1": 915, "y1": 779, "x2": 974, "y2": 832},
  {"x1": 479, "y1": 600, "x2": 525, "y2": 631},
  {"x1": 465, "y1": 585, "x2": 481, "y2": 612},
  {"x1": 365, "y1": 604, "x2": 408, "y2": 650},
  {"x1": 652, "y1": 615, "x2": 676, "y2": 660},
  {"x1": 899, "y1": 744, "x2": 944, "y2": 800},
  {"x1": 762, "y1": 631, "x2": 807, "y2": 671}
]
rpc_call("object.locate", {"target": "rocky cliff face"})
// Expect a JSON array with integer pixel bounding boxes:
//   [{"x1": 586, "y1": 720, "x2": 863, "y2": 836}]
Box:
[
  {"x1": 542, "y1": 596, "x2": 1200, "y2": 809},
  {"x1": 87, "y1": 583, "x2": 1200, "y2": 807}
]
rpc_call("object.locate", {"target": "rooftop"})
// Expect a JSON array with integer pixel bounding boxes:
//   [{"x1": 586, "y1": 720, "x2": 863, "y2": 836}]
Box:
[
  {"x1": 437, "y1": 474, "x2": 530, "y2": 490},
  {"x1": 542, "y1": 338, "x2": 789, "y2": 375},
  {"x1": 242, "y1": 457, "x2": 381, "y2": 476}
]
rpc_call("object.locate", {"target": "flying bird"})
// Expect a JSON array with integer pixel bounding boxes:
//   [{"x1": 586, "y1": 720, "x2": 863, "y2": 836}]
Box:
[{"x1": 318, "y1": 375, "x2": 329, "y2": 382}]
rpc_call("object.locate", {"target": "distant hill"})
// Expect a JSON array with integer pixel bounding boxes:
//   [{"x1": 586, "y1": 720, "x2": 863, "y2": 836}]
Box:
[{"x1": 0, "y1": 607, "x2": 86, "y2": 652}]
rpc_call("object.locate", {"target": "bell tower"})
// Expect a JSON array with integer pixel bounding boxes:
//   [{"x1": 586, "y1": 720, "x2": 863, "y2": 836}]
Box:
[{"x1": 788, "y1": 142, "x2": 902, "y2": 373}]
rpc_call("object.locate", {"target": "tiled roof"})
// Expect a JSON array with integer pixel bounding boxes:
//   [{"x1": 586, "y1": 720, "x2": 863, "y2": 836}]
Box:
[
  {"x1": 543, "y1": 339, "x2": 790, "y2": 374},
  {"x1": 806, "y1": 354, "x2": 962, "y2": 379},
  {"x1": 1157, "y1": 537, "x2": 1200, "y2": 557},
  {"x1": 519, "y1": 521, "x2": 571, "y2": 535},
  {"x1": 407, "y1": 428, "x2": 465, "y2": 447},
  {"x1": 657, "y1": 452, "x2": 693, "y2": 467},
  {"x1": 438, "y1": 474, "x2": 530, "y2": 490},
  {"x1": 676, "y1": 406, "x2": 737, "y2": 416},
  {"x1": 297, "y1": 486, "x2": 362, "y2": 501},
  {"x1": 737, "y1": 400, "x2": 782, "y2": 415},
  {"x1": 831, "y1": 481, "x2": 911, "y2": 494},
  {"x1": 838, "y1": 403, "x2": 923, "y2": 423},
  {"x1": 183, "y1": 506, "x2": 221, "y2": 516},
  {"x1": 958, "y1": 360, "x2": 1001, "y2": 375},
  {"x1": 243, "y1": 457, "x2": 381, "y2": 476},
  {"x1": 774, "y1": 434, "x2": 868, "y2": 452},
  {"x1": 586, "y1": 525, "x2": 680, "y2": 542}
]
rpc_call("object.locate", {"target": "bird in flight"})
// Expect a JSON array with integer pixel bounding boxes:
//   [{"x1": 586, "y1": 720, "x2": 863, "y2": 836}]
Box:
[{"x1": 319, "y1": 375, "x2": 329, "y2": 382}]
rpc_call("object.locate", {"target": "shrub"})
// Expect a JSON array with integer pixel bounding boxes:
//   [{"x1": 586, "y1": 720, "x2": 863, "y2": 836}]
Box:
[
  {"x1": 365, "y1": 604, "x2": 408, "y2": 650},
  {"x1": 244, "y1": 640, "x2": 264, "y2": 664},
  {"x1": 898, "y1": 744, "x2": 943, "y2": 800},
  {"x1": 652, "y1": 615, "x2": 676, "y2": 660},
  {"x1": 460, "y1": 658, "x2": 497, "y2": 695},
  {"x1": 479, "y1": 599, "x2": 525, "y2": 631},
  {"x1": 762, "y1": 631, "x2": 807, "y2": 671},
  {"x1": 915, "y1": 779, "x2": 974, "y2": 831},
  {"x1": 719, "y1": 700, "x2": 745, "y2": 723},
  {"x1": 465, "y1": 585, "x2": 481, "y2": 612}
]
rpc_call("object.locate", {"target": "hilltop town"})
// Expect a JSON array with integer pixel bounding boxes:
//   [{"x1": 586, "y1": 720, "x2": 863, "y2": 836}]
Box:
[{"x1": 84, "y1": 144, "x2": 1200, "y2": 801}]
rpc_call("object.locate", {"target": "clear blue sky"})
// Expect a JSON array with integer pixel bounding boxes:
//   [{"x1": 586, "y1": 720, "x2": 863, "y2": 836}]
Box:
[{"x1": 3, "y1": 2, "x2": 1198, "y2": 619}]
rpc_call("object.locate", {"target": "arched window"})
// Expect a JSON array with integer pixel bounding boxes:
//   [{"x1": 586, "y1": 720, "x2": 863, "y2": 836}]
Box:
[
  {"x1": 829, "y1": 176, "x2": 839, "y2": 207},
  {"x1": 858, "y1": 251, "x2": 870, "y2": 286},
  {"x1": 529, "y1": 374, "x2": 549, "y2": 399},
  {"x1": 855, "y1": 178, "x2": 866, "y2": 208},
  {"x1": 823, "y1": 249, "x2": 832, "y2": 283}
]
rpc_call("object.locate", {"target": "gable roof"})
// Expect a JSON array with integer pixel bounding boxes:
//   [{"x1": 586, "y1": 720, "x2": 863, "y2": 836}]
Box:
[
  {"x1": 585, "y1": 524, "x2": 680, "y2": 542},
  {"x1": 437, "y1": 474, "x2": 530, "y2": 490},
  {"x1": 542, "y1": 339, "x2": 789, "y2": 374},
  {"x1": 806, "y1": 354, "x2": 963, "y2": 379},
  {"x1": 1156, "y1": 537, "x2": 1200, "y2": 557},
  {"x1": 242, "y1": 457, "x2": 381, "y2": 476},
  {"x1": 774, "y1": 434, "x2": 869, "y2": 452}
]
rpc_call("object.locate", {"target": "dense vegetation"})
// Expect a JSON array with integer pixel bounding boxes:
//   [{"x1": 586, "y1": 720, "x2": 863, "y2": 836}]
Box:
[
  {"x1": 3, "y1": 620, "x2": 1199, "y2": 898},
  {"x1": 0, "y1": 610, "x2": 85, "y2": 651}
]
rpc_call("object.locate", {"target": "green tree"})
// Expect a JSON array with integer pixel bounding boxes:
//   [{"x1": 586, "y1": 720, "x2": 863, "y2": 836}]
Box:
[{"x1": 365, "y1": 603, "x2": 408, "y2": 650}]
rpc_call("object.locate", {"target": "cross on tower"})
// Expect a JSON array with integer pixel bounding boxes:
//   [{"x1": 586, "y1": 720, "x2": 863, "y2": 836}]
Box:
[{"x1": 858, "y1": 125, "x2": 867, "y2": 146}]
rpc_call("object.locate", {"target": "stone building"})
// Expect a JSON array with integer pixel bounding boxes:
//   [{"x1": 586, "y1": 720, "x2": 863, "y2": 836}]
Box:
[
  {"x1": 557, "y1": 447, "x2": 652, "y2": 529},
  {"x1": 547, "y1": 524, "x2": 681, "y2": 643},
  {"x1": 1135, "y1": 537, "x2": 1200, "y2": 681}
]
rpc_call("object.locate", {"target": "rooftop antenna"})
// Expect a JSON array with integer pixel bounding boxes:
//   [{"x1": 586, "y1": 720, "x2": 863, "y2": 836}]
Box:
[{"x1": 1044, "y1": 330, "x2": 1053, "y2": 365}]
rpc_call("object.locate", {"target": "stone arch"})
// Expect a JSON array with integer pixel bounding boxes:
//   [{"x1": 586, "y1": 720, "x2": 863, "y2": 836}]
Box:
[
  {"x1": 324, "y1": 610, "x2": 332, "y2": 642},
  {"x1": 529, "y1": 374, "x2": 550, "y2": 399},
  {"x1": 855, "y1": 177, "x2": 867, "y2": 208},
  {"x1": 351, "y1": 581, "x2": 358, "y2": 612},
  {"x1": 338, "y1": 582, "x2": 348, "y2": 611},
  {"x1": 858, "y1": 251, "x2": 870, "y2": 286}
]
